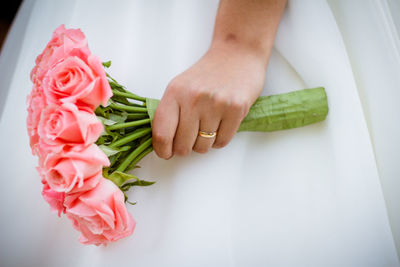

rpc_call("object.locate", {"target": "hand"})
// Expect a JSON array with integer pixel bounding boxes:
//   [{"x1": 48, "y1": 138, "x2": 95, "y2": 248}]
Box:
[
  {"x1": 152, "y1": 44, "x2": 267, "y2": 159},
  {"x1": 151, "y1": 0, "x2": 286, "y2": 159}
]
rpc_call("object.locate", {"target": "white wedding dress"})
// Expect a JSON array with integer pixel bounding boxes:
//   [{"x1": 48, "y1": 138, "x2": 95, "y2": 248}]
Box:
[{"x1": 0, "y1": 0, "x2": 399, "y2": 266}]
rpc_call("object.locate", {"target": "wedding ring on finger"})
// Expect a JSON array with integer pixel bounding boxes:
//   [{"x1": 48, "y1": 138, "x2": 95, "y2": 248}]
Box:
[{"x1": 198, "y1": 130, "x2": 217, "y2": 139}]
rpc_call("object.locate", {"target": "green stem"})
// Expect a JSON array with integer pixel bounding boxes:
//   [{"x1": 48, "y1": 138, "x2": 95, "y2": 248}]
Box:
[
  {"x1": 116, "y1": 137, "x2": 153, "y2": 172},
  {"x1": 109, "y1": 103, "x2": 147, "y2": 113},
  {"x1": 107, "y1": 118, "x2": 151, "y2": 131},
  {"x1": 112, "y1": 90, "x2": 146, "y2": 102},
  {"x1": 109, "y1": 128, "x2": 151, "y2": 148},
  {"x1": 127, "y1": 113, "x2": 148, "y2": 120},
  {"x1": 128, "y1": 146, "x2": 153, "y2": 170},
  {"x1": 111, "y1": 97, "x2": 145, "y2": 107},
  {"x1": 106, "y1": 73, "x2": 118, "y2": 84}
]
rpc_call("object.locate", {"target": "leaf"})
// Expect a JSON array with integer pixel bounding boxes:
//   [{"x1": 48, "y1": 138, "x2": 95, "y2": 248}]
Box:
[
  {"x1": 126, "y1": 200, "x2": 137, "y2": 205},
  {"x1": 105, "y1": 146, "x2": 131, "y2": 170},
  {"x1": 102, "y1": 168, "x2": 109, "y2": 178},
  {"x1": 102, "y1": 61, "x2": 111, "y2": 68},
  {"x1": 124, "y1": 180, "x2": 155, "y2": 188},
  {"x1": 145, "y1": 98, "x2": 160, "y2": 128},
  {"x1": 109, "y1": 112, "x2": 128, "y2": 124},
  {"x1": 106, "y1": 98, "x2": 114, "y2": 106},
  {"x1": 109, "y1": 154, "x2": 119, "y2": 167},
  {"x1": 109, "y1": 81, "x2": 126, "y2": 91},
  {"x1": 95, "y1": 105, "x2": 113, "y2": 118},
  {"x1": 99, "y1": 145, "x2": 124, "y2": 157},
  {"x1": 107, "y1": 170, "x2": 155, "y2": 191},
  {"x1": 96, "y1": 135, "x2": 107, "y2": 145},
  {"x1": 95, "y1": 106, "x2": 107, "y2": 117},
  {"x1": 125, "y1": 164, "x2": 141, "y2": 173},
  {"x1": 120, "y1": 179, "x2": 155, "y2": 191},
  {"x1": 108, "y1": 171, "x2": 139, "y2": 188},
  {"x1": 97, "y1": 116, "x2": 118, "y2": 126},
  {"x1": 122, "y1": 193, "x2": 137, "y2": 205},
  {"x1": 105, "y1": 127, "x2": 123, "y2": 141},
  {"x1": 112, "y1": 95, "x2": 131, "y2": 105}
]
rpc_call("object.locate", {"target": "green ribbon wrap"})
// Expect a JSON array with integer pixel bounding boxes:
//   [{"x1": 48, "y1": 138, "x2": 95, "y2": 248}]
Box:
[{"x1": 146, "y1": 87, "x2": 329, "y2": 132}]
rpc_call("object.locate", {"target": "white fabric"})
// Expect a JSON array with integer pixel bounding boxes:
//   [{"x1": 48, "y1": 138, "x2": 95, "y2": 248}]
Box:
[
  {"x1": 0, "y1": 0, "x2": 399, "y2": 266},
  {"x1": 328, "y1": 0, "x2": 400, "y2": 256}
]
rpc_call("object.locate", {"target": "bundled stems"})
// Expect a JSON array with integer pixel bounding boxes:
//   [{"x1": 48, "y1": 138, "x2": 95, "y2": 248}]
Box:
[
  {"x1": 109, "y1": 103, "x2": 147, "y2": 113},
  {"x1": 116, "y1": 137, "x2": 153, "y2": 172},
  {"x1": 109, "y1": 128, "x2": 152, "y2": 148},
  {"x1": 127, "y1": 146, "x2": 153, "y2": 169},
  {"x1": 107, "y1": 118, "x2": 151, "y2": 131},
  {"x1": 112, "y1": 89, "x2": 146, "y2": 102},
  {"x1": 127, "y1": 113, "x2": 148, "y2": 120},
  {"x1": 95, "y1": 73, "x2": 155, "y2": 197}
]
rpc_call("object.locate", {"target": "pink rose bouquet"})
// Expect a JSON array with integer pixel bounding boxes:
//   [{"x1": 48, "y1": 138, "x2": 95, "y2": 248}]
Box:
[
  {"x1": 27, "y1": 25, "x2": 151, "y2": 246},
  {"x1": 27, "y1": 25, "x2": 329, "y2": 246}
]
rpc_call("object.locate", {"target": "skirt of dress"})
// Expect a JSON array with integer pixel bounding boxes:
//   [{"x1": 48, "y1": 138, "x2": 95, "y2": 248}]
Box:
[{"x1": 0, "y1": 0, "x2": 398, "y2": 266}]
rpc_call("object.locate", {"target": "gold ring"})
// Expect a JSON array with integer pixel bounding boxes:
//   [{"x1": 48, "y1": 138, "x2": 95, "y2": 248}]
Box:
[{"x1": 198, "y1": 130, "x2": 217, "y2": 138}]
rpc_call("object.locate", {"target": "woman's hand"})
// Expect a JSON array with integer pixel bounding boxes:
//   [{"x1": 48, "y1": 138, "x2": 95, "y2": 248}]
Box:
[
  {"x1": 152, "y1": 0, "x2": 287, "y2": 159},
  {"x1": 152, "y1": 44, "x2": 267, "y2": 159}
]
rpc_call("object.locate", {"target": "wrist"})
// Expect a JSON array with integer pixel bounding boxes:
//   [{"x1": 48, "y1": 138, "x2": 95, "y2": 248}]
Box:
[{"x1": 208, "y1": 37, "x2": 271, "y2": 70}]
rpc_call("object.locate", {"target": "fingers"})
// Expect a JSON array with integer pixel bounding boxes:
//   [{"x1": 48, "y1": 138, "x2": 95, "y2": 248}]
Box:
[
  {"x1": 192, "y1": 116, "x2": 221, "y2": 154},
  {"x1": 153, "y1": 75, "x2": 251, "y2": 159},
  {"x1": 172, "y1": 106, "x2": 199, "y2": 156},
  {"x1": 152, "y1": 96, "x2": 179, "y2": 159},
  {"x1": 213, "y1": 100, "x2": 248, "y2": 149}
]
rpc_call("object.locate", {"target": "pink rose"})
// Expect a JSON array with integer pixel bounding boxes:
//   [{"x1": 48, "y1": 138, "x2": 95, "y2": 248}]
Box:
[
  {"x1": 44, "y1": 144, "x2": 110, "y2": 193},
  {"x1": 65, "y1": 178, "x2": 136, "y2": 246},
  {"x1": 26, "y1": 86, "x2": 46, "y2": 151},
  {"x1": 31, "y1": 24, "x2": 90, "y2": 86},
  {"x1": 42, "y1": 51, "x2": 112, "y2": 110},
  {"x1": 41, "y1": 179, "x2": 66, "y2": 217},
  {"x1": 38, "y1": 103, "x2": 103, "y2": 152}
]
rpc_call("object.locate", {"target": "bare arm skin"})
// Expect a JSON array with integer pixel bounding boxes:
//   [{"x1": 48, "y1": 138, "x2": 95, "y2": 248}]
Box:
[{"x1": 152, "y1": 0, "x2": 287, "y2": 159}]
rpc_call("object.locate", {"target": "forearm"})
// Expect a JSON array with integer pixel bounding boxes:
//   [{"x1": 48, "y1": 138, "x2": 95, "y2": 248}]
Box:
[{"x1": 211, "y1": 0, "x2": 287, "y2": 66}]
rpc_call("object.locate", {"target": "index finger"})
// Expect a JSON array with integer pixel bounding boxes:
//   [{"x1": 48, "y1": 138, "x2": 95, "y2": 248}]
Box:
[{"x1": 152, "y1": 95, "x2": 179, "y2": 159}]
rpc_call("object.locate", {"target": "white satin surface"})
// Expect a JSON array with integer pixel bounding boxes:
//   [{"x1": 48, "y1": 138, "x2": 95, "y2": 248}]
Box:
[
  {"x1": 328, "y1": 0, "x2": 400, "y2": 257},
  {"x1": 0, "y1": 0, "x2": 399, "y2": 266}
]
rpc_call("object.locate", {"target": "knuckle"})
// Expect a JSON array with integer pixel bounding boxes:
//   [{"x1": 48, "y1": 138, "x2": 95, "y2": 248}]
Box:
[
  {"x1": 153, "y1": 131, "x2": 171, "y2": 146},
  {"x1": 212, "y1": 93, "x2": 229, "y2": 108},
  {"x1": 190, "y1": 88, "x2": 209, "y2": 106},
  {"x1": 166, "y1": 78, "x2": 183, "y2": 93},
  {"x1": 193, "y1": 146, "x2": 208, "y2": 154},
  {"x1": 211, "y1": 94, "x2": 249, "y2": 114},
  {"x1": 232, "y1": 99, "x2": 250, "y2": 119},
  {"x1": 230, "y1": 99, "x2": 244, "y2": 111},
  {"x1": 174, "y1": 145, "x2": 190, "y2": 156},
  {"x1": 213, "y1": 139, "x2": 229, "y2": 148}
]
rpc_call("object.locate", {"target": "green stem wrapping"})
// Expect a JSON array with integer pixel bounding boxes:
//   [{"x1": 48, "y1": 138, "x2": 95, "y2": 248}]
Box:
[
  {"x1": 116, "y1": 137, "x2": 153, "y2": 172},
  {"x1": 109, "y1": 103, "x2": 147, "y2": 113},
  {"x1": 107, "y1": 118, "x2": 151, "y2": 131},
  {"x1": 238, "y1": 87, "x2": 328, "y2": 132},
  {"x1": 109, "y1": 127, "x2": 152, "y2": 148}
]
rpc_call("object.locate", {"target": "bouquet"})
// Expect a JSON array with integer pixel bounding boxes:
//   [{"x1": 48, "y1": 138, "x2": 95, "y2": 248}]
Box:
[{"x1": 27, "y1": 25, "x2": 329, "y2": 246}]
